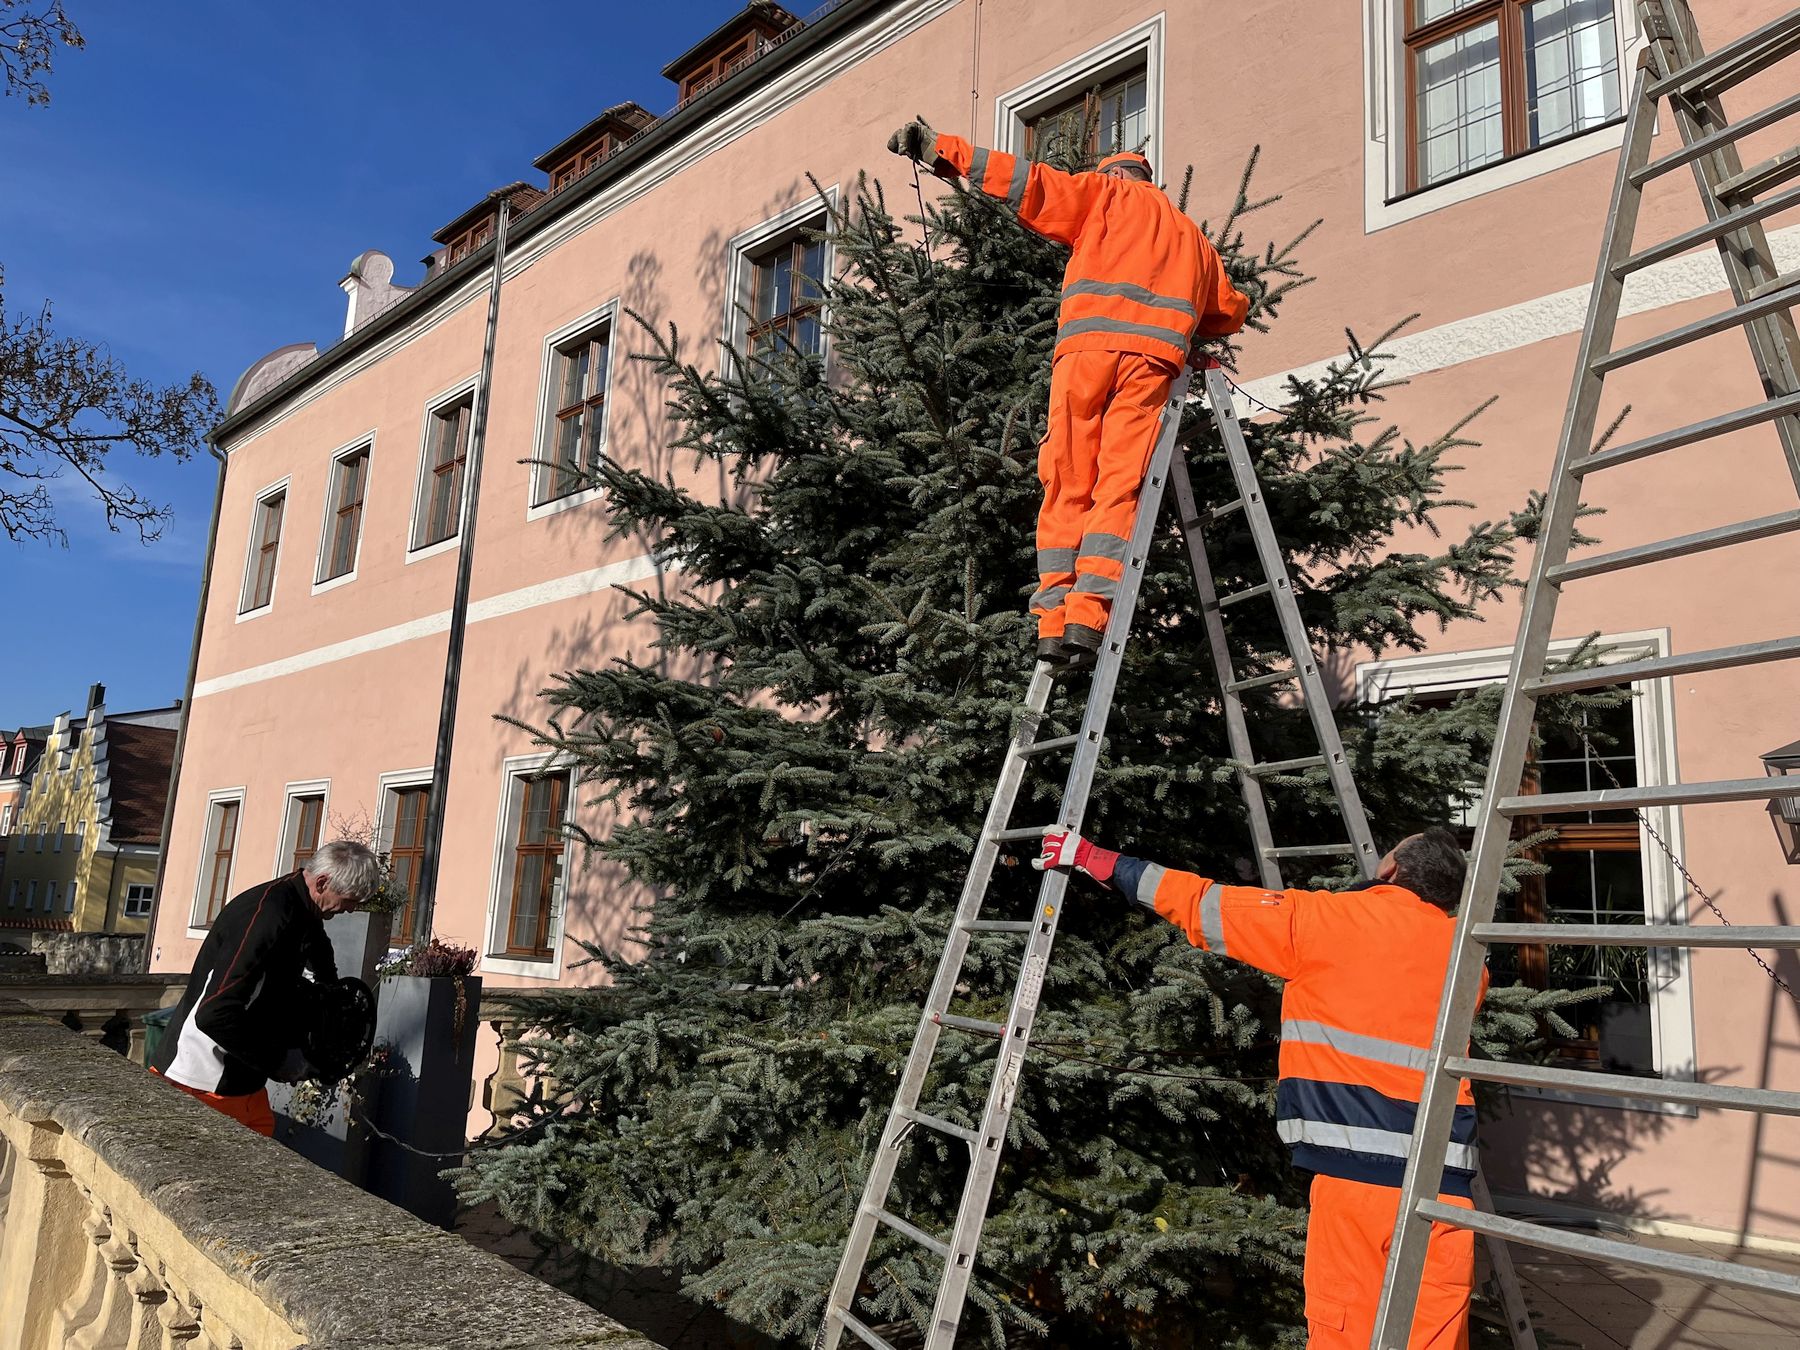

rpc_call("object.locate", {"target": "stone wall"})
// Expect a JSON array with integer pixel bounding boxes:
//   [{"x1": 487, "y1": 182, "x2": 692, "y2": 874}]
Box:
[
  {"x1": 29, "y1": 931, "x2": 144, "y2": 976},
  {"x1": 0, "y1": 998, "x2": 664, "y2": 1349}
]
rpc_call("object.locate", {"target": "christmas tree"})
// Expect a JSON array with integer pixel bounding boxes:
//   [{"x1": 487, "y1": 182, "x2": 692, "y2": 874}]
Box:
[{"x1": 459, "y1": 156, "x2": 1588, "y2": 1349}]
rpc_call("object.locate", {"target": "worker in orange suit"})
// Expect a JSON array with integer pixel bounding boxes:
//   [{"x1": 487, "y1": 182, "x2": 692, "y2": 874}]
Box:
[
  {"x1": 887, "y1": 118, "x2": 1249, "y2": 669},
  {"x1": 1036, "y1": 825, "x2": 1486, "y2": 1349}
]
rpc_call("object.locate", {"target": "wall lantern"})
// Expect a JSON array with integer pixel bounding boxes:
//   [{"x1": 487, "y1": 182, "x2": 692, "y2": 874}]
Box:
[{"x1": 1761, "y1": 738, "x2": 1800, "y2": 864}]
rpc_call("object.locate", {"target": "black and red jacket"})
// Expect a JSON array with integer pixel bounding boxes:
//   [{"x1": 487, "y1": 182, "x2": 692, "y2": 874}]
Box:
[{"x1": 151, "y1": 871, "x2": 338, "y2": 1096}]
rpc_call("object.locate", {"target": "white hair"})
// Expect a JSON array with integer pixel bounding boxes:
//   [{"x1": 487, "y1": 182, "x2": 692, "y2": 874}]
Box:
[{"x1": 303, "y1": 839, "x2": 383, "y2": 900}]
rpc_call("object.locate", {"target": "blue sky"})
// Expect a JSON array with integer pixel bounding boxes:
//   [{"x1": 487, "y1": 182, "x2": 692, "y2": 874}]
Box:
[{"x1": 0, "y1": 0, "x2": 747, "y2": 723}]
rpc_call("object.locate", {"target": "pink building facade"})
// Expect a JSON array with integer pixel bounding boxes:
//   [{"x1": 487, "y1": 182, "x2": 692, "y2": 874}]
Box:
[{"x1": 152, "y1": 0, "x2": 1800, "y2": 1247}]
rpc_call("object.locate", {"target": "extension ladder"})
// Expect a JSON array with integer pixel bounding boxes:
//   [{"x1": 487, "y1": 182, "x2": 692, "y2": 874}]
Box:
[
  {"x1": 820, "y1": 362, "x2": 1532, "y2": 1348},
  {"x1": 1373, "y1": 3, "x2": 1800, "y2": 1344}
]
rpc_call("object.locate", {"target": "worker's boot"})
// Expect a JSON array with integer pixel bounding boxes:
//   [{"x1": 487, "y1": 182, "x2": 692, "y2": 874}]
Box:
[
  {"x1": 1035, "y1": 636, "x2": 1066, "y2": 667},
  {"x1": 1059, "y1": 623, "x2": 1103, "y2": 672}
]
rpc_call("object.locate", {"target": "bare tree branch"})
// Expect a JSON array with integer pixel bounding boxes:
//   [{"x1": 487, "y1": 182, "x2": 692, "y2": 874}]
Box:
[
  {"x1": 0, "y1": 0, "x2": 83, "y2": 106},
  {"x1": 0, "y1": 267, "x2": 218, "y2": 544}
]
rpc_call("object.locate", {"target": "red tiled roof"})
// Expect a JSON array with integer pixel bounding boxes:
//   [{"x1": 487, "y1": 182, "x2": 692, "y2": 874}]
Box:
[
  {"x1": 0, "y1": 916, "x2": 73, "y2": 932},
  {"x1": 104, "y1": 720, "x2": 176, "y2": 846}
]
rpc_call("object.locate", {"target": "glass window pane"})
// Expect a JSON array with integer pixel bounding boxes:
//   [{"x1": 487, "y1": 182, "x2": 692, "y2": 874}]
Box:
[
  {"x1": 1415, "y1": 19, "x2": 1504, "y2": 186},
  {"x1": 1413, "y1": 0, "x2": 1483, "y2": 24},
  {"x1": 511, "y1": 858, "x2": 544, "y2": 948},
  {"x1": 771, "y1": 252, "x2": 793, "y2": 318},
  {"x1": 795, "y1": 314, "x2": 821, "y2": 357},
  {"x1": 753, "y1": 259, "x2": 778, "y2": 322},
  {"x1": 589, "y1": 335, "x2": 610, "y2": 398},
  {"x1": 1525, "y1": 0, "x2": 1620, "y2": 147}
]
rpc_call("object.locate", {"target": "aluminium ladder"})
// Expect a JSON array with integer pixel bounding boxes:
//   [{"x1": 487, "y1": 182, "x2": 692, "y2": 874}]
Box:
[
  {"x1": 820, "y1": 362, "x2": 1521, "y2": 1348},
  {"x1": 1373, "y1": 3, "x2": 1800, "y2": 1346}
]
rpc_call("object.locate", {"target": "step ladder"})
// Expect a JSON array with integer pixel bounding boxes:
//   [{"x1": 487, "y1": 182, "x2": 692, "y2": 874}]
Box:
[
  {"x1": 820, "y1": 362, "x2": 1533, "y2": 1349},
  {"x1": 1373, "y1": 3, "x2": 1800, "y2": 1345}
]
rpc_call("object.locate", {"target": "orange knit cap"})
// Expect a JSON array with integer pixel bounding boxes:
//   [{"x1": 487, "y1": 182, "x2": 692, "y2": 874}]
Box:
[{"x1": 1096, "y1": 151, "x2": 1153, "y2": 178}]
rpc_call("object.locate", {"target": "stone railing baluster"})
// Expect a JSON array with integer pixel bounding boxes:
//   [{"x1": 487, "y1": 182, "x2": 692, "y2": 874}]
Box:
[
  {"x1": 69, "y1": 1227, "x2": 139, "y2": 1349},
  {"x1": 50, "y1": 1193, "x2": 112, "y2": 1342}
]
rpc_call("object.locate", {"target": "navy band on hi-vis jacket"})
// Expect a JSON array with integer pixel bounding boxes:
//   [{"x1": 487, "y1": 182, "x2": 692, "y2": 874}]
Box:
[
  {"x1": 1276, "y1": 1078, "x2": 1478, "y2": 1196},
  {"x1": 1113, "y1": 854, "x2": 1156, "y2": 908}
]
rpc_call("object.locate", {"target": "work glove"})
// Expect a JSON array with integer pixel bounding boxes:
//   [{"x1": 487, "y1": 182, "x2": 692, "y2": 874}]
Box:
[
  {"x1": 271, "y1": 1047, "x2": 317, "y2": 1084},
  {"x1": 1033, "y1": 827, "x2": 1119, "y2": 886},
  {"x1": 887, "y1": 117, "x2": 936, "y2": 163}
]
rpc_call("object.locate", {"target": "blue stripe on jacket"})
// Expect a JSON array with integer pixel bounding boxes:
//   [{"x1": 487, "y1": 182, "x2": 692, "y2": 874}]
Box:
[{"x1": 1278, "y1": 1078, "x2": 1478, "y2": 1197}]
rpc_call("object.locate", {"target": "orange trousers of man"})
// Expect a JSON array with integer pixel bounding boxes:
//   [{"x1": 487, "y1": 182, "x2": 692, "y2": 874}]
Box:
[
  {"x1": 1304, "y1": 1175, "x2": 1475, "y2": 1350},
  {"x1": 151, "y1": 1067, "x2": 276, "y2": 1137},
  {"x1": 1031, "y1": 349, "x2": 1180, "y2": 640}
]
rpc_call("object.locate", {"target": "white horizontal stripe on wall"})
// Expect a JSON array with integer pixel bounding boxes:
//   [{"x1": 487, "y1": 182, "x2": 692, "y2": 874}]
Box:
[{"x1": 193, "y1": 553, "x2": 664, "y2": 698}]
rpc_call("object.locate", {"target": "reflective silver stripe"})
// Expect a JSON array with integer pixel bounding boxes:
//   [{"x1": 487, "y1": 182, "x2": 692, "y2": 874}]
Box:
[
  {"x1": 1036, "y1": 547, "x2": 1077, "y2": 575},
  {"x1": 1076, "y1": 532, "x2": 1130, "y2": 563},
  {"x1": 1280, "y1": 1020, "x2": 1431, "y2": 1072},
  {"x1": 1199, "y1": 882, "x2": 1226, "y2": 955},
  {"x1": 1063, "y1": 279, "x2": 1199, "y2": 320},
  {"x1": 1005, "y1": 153, "x2": 1027, "y2": 206},
  {"x1": 1071, "y1": 573, "x2": 1119, "y2": 597},
  {"x1": 970, "y1": 147, "x2": 989, "y2": 187},
  {"x1": 1276, "y1": 1119, "x2": 1479, "y2": 1172},
  {"x1": 1134, "y1": 862, "x2": 1166, "y2": 908},
  {"x1": 1029, "y1": 585, "x2": 1068, "y2": 611},
  {"x1": 1056, "y1": 315, "x2": 1194, "y2": 350}
]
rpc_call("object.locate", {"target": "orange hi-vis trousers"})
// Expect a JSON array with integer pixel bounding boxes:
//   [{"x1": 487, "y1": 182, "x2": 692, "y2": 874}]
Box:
[
  {"x1": 1031, "y1": 349, "x2": 1179, "y2": 639},
  {"x1": 1304, "y1": 1174, "x2": 1475, "y2": 1350},
  {"x1": 152, "y1": 1067, "x2": 277, "y2": 1137}
]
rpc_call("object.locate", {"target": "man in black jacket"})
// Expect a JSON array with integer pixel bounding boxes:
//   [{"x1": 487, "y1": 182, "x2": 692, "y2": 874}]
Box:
[{"x1": 150, "y1": 839, "x2": 381, "y2": 1135}]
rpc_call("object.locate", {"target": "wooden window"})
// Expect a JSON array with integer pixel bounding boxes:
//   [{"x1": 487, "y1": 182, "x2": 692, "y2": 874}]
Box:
[
  {"x1": 418, "y1": 397, "x2": 472, "y2": 548},
  {"x1": 320, "y1": 448, "x2": 369, "y2": 582},
  {"x1": 289, "y1": 794, "x2": 324, "y2": 872},
  {"x1": 203, "y1": 799, "x2": 241, "y2": 924},
  {"x1": 242, "y1": 490, "x2": 285, "y2": 612},
  {"x1": 387, "y1": 784, "x2": 431, "y2": 942},
  {"x1": 1024, "y1": 69, "x2": 1149, "y2": 165},
  {"x1": 502, "y1": 773, "x2": 568, "y2": 958},
  {"x1": 747, "y1": 232, "x2": 826, "y2": 363},
  {"x1": 123, "y1": 883, "x2": 155, "y2": 920},
  {"x1": 1404, "y1": 0, "x2": 1621, "y2": 191},
  {"x1": 542, "y1": 324, "x2": 611, "y2": 504}
]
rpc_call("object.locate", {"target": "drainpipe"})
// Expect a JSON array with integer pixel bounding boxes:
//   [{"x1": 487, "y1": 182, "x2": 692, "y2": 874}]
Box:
[
  {"x1": 141, "y1": 440, "x2": 230, "y2": 971},
  {"x1": 413, "y1": 199, "x2": 511, "y2": 944}
]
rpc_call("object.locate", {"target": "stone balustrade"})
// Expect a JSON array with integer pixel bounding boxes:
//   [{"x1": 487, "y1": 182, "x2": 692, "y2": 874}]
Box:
[
  {"x1": 0, "y1": 998, "x2": 663, "y2": 1350},
  {"x1": 0, "y1": 974, "x2": 185, "y2": 1065}
]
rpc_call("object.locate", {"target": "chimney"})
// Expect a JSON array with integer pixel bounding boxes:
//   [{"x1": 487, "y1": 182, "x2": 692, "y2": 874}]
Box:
[{"x1": 87, "y1": 683, "x2": 105, "y2": 711}]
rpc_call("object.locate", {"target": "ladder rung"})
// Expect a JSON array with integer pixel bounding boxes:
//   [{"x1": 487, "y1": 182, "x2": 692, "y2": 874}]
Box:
[
  {"x1": 1523, "y1": 635, "x2": 1800, "y2": 696},
  {"x1": 900, "y1": 1106, "x2": 980, "y2": 1145},
  {"x1": 1018, "y1": 733, "x2": 1079, "y2": 757},
  {"x1": 1612, "y1": 180, "x2": 1800, "y2": 277},
  {"x1": 1750, "y1": 267, "x2": 1800, "y2": 302},
  {"x1": 934, "y1": 1012, "x2": 1006, "y2": 1036},
  {"x1": 1208, "y1": 497, "x2": 1245, "y2": 522},
  {"x1": 1443, "y1": 1055, "x2": 1800, "y2": 1115},
  {"x1": 959, "y1": 919, "x2": 1033, "y2": 934},
  {"x1": 1631, "y1": 89, "x2": 1800, "y2": 185},
  {"x1": 1227, "y1": 668, "x2": 1298, "y2": 692},
  {"x1": 1717, "y1": 144, "x2": 1800, "y2": 201},
  {"x1": 1496, "y1": 775, "x2": 1800, "y2": 815},
  {"x1": 868, "y1": 1205, "x2": 950, "y2": 1260},
  {"x1": 1647, "y1": 11, "x2": 1800, "y2": 102},
  {"x1": 1218, "y1": 581, "x2": 1273, "y2": 607},
  {"x1": 1471, "y1": 921, "x2": 1800, "y2": 948},
  {"x1": 1243, "y1": 755, "x2": 1327, "y2": 777},
  {"x1": 1547, "y1": 509, "x2": 1800, "y2": 582},
  {"x1": 991, "y1": 825, "x2": 1050, "y2": 843},
  {"x1": 835, "y1": 1309, "x2": 901, "y2": 1350},
  {"x1": 1591, "y1": 276, "x2": 1800, "y2": 372},
  {"x1": 1574, "y1": 390, "x2": 1800, "y2": 474},
  {"x1": 1263, "y1": 843, "x2": 1355, "y2": 859},
  {"x1": 1415, "y1": 1201, "x2": 1800, "y2": 1303}
]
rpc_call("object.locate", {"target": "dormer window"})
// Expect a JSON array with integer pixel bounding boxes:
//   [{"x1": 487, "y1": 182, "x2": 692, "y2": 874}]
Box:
[
  {"x1": 533, "y1": 103, "x2": 655, "y2": 195},
  {"x1": 661, "y1": 4, "x2": 799, "y2": 108}
]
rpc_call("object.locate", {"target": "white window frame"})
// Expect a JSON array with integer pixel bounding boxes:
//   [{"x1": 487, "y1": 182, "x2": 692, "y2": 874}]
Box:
[
  {"x1": 44, "y1": 881, "x2": 57, "y2": 912},
  {"x1": 123, "y1": 883, "x2": 155, "y2": 920},
  {"x1": 374, "y1": 766, "x2": 434, "y2": 944},
  {"x1": 63, "y1": 879, "x2": 75, "y2": 914},
  {"x1": 720, "y1": 186, "x2": 839, "y2": 378},
  {"x1": 1357, "y1": 628, "x2": 1698, "y2": 1112},
  {"x1": 188, "y1": 787, "x2": 247, "y2": 935},
  {"x1": 527, "y1": 300, "x2": 620, "y2": 522},
  {"x1": 0, "y1": 804, "x2": 10, "y2": 832},
  {"x1": 5, "y1": 880, "x2": 15, "y2": 906},
  {"x1": 24, "y1": 880, "x2": 35, "y2": 912},
  {"x1": 993, "y1": 16, "x2": 1164, "y2": 166},
  {"x1": 1360, "y1": 0, "x2": 1644, "y2": 232},
  {"x1": 51, "y1": 823, "x2": 62, "y2": 852},
  {"x1": 481, "y1": 752, "x2": 575, "y2": 980},
  {"x1": 236, "y1": 475, "x2": 292, "y2": 621},
  {"x1": 275, "y1": 778, "x2": 332, "y2": 874},
  {"x1": 312, "y1": 433, "x2": 376, "y2": 594},
  {"x1": 407, "y1": 375, "x2": 481, "y2": 563}
]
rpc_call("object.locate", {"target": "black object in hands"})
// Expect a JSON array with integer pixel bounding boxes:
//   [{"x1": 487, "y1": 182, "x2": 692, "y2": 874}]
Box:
[{"x1": 295, "y1": 975, "x2": 377, "y2": 1083}]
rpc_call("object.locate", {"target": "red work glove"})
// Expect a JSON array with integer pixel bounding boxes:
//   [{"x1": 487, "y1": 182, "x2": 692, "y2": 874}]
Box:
[{"x1": 1033, "y1": 828, "x2": 1119, "y2": 886}]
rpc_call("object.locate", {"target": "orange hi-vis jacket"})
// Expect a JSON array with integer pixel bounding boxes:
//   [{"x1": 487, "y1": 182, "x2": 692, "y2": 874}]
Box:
[
  {"x1": 1111, "y1": 855, "x2": 1486, "y2": 1197},
  {"x1": 930, "y1": 135, "x2": 1248, "y2": 366}
]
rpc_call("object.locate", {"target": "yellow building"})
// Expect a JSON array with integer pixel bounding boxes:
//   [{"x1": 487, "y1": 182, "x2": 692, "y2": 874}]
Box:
[{"x1": 0, "y1": 686, "x2": 178, "y2": 944}]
